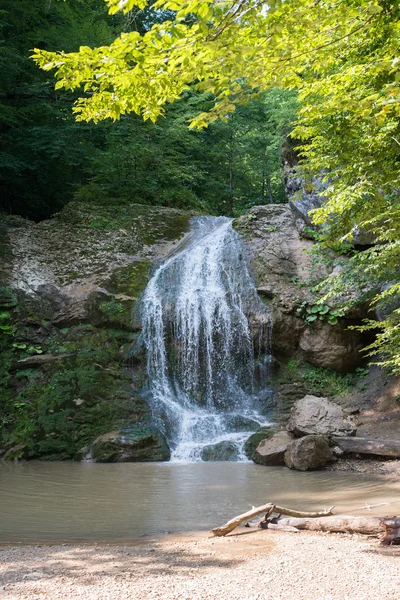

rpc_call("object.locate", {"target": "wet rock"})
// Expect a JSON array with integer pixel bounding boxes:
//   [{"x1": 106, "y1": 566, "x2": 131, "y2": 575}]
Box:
[
  {"x1": 284, "y1": 434, "x2": 332, "y2": 471},
  {"x1": 244, "y1": 426, "x2": 278, "y2": 459},
  {"x1": 201, "y1": 441, "x2": 239, "y2": 462},
  {"x1": 253, "y1": 431, "x2": 293, "y2": 466},
  {"x1": 224, "y1": 415, "x2": 262, "y2": 433},
  {"x1": 287, "y1": 396, "x2": 357, "y2": 438},
  {"x1": 91, "y1": 426, "x2": 170, "y2": 462}
]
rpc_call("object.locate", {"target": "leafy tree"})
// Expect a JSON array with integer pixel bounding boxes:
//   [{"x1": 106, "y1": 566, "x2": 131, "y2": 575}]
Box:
[
  {"x1": 32, "y1": 0, "x2": 400, "y2": 371},
  {"x1": 77, "y1": 89, "x2": 296, "y2": 213}
]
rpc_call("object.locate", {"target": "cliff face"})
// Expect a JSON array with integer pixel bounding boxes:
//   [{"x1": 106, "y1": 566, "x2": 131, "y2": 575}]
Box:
[
  {"x1": 234, "y1": 204, "x2": 364, "y2": 372},
  {"x1": 0, "y1": 202, "x2": 191, "y2": 460},
  {"x1": 0, "y1": 200, "x2": 369, "y2": 462}
]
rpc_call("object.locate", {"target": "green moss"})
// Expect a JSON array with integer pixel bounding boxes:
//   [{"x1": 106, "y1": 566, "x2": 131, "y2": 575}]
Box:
[
  {"x1": 109, "y1": 261, "x2": 151, "y2": 298},
  {"x1": 1, "y1": 324, "x2": 151, "y2": 460},
  {"x1": 278, "y1": 359, "x2": 357, "y2": 397}
]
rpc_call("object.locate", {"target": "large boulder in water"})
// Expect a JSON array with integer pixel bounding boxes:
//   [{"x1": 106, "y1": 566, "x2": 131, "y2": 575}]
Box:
[
  {"x1": 253, "y1": 431, "x2": 293, "y2": 466},
  {"x1": 90, "y1": 426, "x2": 170, "y2": 462},
  {"x1": 244, "y1": 426, "x2": 278, "y2": 459},
  {"x1": 287, "y1": 395, "x2": 356, "y2": 438},
  {"x1": 201, "y1": 441, "x2": 239, "y2": 461},
  {"x1": 284, "y1": 435, "x2": 332, "y2": 471}
]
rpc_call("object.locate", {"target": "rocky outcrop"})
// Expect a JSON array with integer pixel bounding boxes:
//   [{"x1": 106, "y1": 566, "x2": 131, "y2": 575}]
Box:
[
  {"x1": 0, "y1": 203, "x2": 191, "y2": 461},
  {"x1": 235, "y1": 204, "x2": 364, "y2": 372},
  {"x1": 286, "y1": 166, "x2": 377, "y2": 247},
  {"x1": 90, "y1": 426, "x2": 170, "y2": 462},
  {"x1": 7, "y1": 202, "x2": 191, "y2": 328},
  {"x1": 284, "y1": 435, "x2": 333, "y2": 471},
  {"x1": 201, "y1": 441, "x2": 239, "y2": 461},
  {"x1": 244, "y1": 426, "x2": 278, "y2": 459},
  {"x1": 299, "y1": 322, "x2": 363, "y2": 373},
  {"x1": 287, "y1": 396, "x2": 357, "y2": 438},
  {"x1": 253, "y1": 431, "x2": 293, "y2": 466}
]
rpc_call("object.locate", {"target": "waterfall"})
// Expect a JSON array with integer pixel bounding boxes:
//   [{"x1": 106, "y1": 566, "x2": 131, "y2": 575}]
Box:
[{"x1": 138, "y1": 216, "x2": 272, "y2": 461}]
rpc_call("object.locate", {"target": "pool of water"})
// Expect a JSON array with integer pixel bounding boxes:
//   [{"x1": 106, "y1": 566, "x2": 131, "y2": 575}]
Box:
[{"x1": 1, "y1": 461, "x2": 399, "y2": 544}]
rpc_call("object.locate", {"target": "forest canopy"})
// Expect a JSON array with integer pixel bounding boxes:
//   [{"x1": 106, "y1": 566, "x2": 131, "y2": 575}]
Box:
[
  {"x1": 0, "y1": 0, "x2": 295, "y2": 220},
  {"x1": 33, "y1": 0, "x2": 400, "y2": 373}
]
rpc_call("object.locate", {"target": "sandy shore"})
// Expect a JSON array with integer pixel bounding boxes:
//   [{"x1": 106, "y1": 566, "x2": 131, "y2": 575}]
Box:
[{"x1": 0, "y1": 529, "x2": 399, "y2": 600}]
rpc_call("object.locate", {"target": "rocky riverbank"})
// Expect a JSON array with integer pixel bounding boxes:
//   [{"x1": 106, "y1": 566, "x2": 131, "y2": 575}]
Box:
[{"x1": 0, "y1": 529, "x2": 399, "y2": 600}]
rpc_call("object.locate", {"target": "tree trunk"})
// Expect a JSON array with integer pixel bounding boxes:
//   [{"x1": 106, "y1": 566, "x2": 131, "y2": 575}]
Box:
[
  {"x1": 263, "y1": 147, "x2": 273, "y2": 204},
  {"x1": 332, "y1": 436, "x2": 400, "y2": 458},
  {"x1": 228, "y1": 153, "x2": 234, "y2": 215},
  {"x1": 268, "y1": 515, "x2": 383, "y2": 535}
]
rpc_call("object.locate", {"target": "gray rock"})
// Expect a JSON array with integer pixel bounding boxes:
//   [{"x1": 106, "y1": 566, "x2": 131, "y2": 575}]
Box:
[
  {"x1": 244, "y1": 426, "x2": 278, "y2": 459},
  {"x1": 224, "y1": 415, "x2": 262, "y2": 433},
  {"x1": 91, "y1": 426, "x2": 170, "y2": 462},
  {"x1": 253, "y1": 431, "x2": 293, "y2": 466},
  {"x1": 284, "y1": 435, "x2": 332, "y2": 471},
  {"x1": 287, "y1": 395, "x2": 356, "y2": 438},
  {"x1": 201, "y1": 441, "x2": 239, "y2": 461},
  {"x1": 299, "y1": 322, "x2": 363, "y2": 373}
]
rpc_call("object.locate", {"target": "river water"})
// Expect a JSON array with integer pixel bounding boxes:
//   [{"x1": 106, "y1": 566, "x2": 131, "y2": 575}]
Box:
[{"x1": 1, "y1": 462, "x2": 398, "y2": 544}]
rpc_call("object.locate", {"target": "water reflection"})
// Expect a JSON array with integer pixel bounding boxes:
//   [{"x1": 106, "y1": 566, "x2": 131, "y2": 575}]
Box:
[{"x1": 0, "y1": 462, "x2": 399, "y2": 543}]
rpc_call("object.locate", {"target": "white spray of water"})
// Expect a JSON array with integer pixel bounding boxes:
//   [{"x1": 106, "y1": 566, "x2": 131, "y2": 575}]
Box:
[{"x1": 139, "y1": 217, "x2": 271, "y2": 461}]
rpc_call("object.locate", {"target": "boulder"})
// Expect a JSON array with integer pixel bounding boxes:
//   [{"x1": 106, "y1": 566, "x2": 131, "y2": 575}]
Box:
[
  {"x1": 201, "y1": 441, "x2": 239, "y2": 461},
  {"x1": 224, "y1": 415, "x2": 262, "y2": 433},
  {"x1": 244, "y1": 426, "x2": 278, "y2": 459},
  {"x1": 91, "y1": 426, "x2": 170, "y2": 462},
  {"x1": 284, "y1": 435, "x2": 332, "y2": 471},
  {"x1": 253, "y1": 431, "x2": 293, "y2": 466},
  {"x1": 287, "y1": 395, "x2": 356, "y2": 438},
  {"x1": 299, "y1": 321, "x2": 363, "y2": 373}
]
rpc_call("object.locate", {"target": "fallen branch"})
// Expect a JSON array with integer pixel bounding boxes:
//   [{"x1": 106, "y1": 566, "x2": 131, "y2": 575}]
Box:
[{"x1": 211, "y1": 503, "x2": 335, "y2": 537}]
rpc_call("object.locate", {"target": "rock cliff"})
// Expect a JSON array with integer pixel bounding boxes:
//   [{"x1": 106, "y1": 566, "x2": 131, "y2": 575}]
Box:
[{"x1": 0, "y1": 202, "x2": 191, "y2": 460}]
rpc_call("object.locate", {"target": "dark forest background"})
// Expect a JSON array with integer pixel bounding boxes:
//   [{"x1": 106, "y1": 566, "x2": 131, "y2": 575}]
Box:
[{"x1": 0, "y1": 0, "x2": 296, "y2": 221}]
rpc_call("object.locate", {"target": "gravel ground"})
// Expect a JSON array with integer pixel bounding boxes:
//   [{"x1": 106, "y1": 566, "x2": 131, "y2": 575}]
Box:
[{"x1": 0, "y1": 530, "x2": 399, "y2": 600}]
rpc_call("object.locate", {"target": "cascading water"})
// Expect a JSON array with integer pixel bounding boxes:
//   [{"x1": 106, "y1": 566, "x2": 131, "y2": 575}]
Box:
[{"x1": 137, "y1": 216, "x2": 272, "y2": 461}]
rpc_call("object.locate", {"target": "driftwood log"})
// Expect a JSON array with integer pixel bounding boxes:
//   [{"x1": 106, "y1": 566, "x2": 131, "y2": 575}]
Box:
[
  {"x1": 211, "y1": 503, "x2": 335, "y2": 537},
  {"x1": 211, "y1": 502, "x2": 398, "y2": 540},
  {"x1": 261, "y1": 515, "x2": 383, "y2": 535},
  {"x1": 332, "y1": 436, "x2": 400, "y2": 459}
]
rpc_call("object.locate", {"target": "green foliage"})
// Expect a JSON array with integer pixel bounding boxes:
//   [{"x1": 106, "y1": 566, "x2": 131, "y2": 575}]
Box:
[
  {"x1": 0, "y1": 325, "x2": 140, "y2": 460},
  {"x1": 0, "y1": 0, "x2": 122, "y2": 220},
  {"x1": 280, "y1": 360, "x2": 359, "y2": 398},
  {"x1": 296, "y1": 301, "x2": 345, "y2": 326}
]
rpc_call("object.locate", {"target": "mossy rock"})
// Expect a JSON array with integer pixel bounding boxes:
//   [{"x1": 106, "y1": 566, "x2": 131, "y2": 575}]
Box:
[
  {"x1": 244, "y1": 426, "x2": 278, "y2": 459},
  {"x1": 90, "y1": 425, "x2": 170, "y2": 462},
  {"x1": 201, "y1": 441, "x2": 239, "y2": 461},
  {"x1": 224, "y1": 415, "x2": 262, "y2": 433}
]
